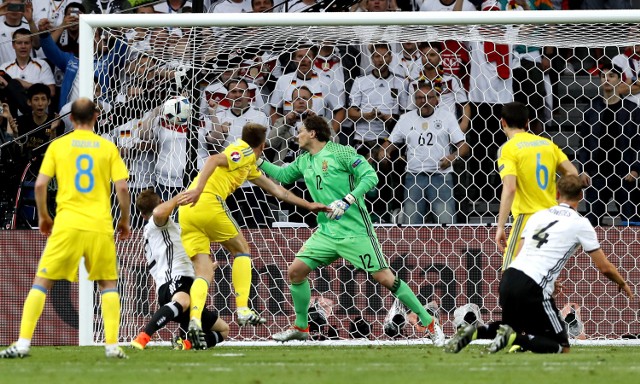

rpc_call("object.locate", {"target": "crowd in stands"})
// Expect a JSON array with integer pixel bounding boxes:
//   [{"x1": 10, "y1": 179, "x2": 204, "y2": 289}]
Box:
[{"x1": 0, "y1": 0, "x2": 638, "y2": 230}]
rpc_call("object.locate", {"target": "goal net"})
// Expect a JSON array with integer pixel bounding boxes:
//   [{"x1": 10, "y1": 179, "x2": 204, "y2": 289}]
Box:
[{"x1": 1, "y1": 10, "x2": 639, "y2": 347}]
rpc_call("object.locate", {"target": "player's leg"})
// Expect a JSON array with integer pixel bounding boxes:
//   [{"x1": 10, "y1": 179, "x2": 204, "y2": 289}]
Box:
[
  {"x1": 273, "y1": 233, "x2": 335, "y2": 342},
  {"x1": 341, "y1": 235, "x2": 444, "y2": 346},
  {"x1": 87, "y1": 231, "x2": 127, "y2": 358},
  {"x1": 220, "y1": 233, "x2": 265, "y2": 325},
  {"x1": 501, "y1": 213, "x2": 530, "y2": 271},
  {"x1": 1, "y1": 229, "x2": 84, "y2": 358},
  {"x1": 201, "y1": 309, "x2": 229, "y2": 348},
  {"x1": 131, "y1": 285, "x2": 191, "y2": 350},
  {"x1": 0, "y1": 276, "x2": 54, "y2": 358}
]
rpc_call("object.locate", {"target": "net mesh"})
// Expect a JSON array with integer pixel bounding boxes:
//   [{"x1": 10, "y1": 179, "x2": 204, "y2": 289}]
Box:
[{"x1": 1, "y1": 15, "x2": 639, "y2": 345}]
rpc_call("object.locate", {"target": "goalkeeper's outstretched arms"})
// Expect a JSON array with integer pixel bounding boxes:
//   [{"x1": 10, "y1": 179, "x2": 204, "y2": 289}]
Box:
[{"x1": 251, "y1": 173, "x2": 331, "y2": 214}]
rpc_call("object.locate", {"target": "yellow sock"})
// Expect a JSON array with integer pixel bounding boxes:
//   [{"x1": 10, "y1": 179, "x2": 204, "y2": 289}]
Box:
[
  {"x1": 232, "y1": 255, "x2": 252, "y2": 308},
  {"x1": 19, "y1": 286, "x2": 47, "y2": 340},
  {"x1": 101, "y1": 290, "x2": 121, "y2": 345},
  {"x1": 189, "y1": 277, "x2": 209, "y2": 321}
]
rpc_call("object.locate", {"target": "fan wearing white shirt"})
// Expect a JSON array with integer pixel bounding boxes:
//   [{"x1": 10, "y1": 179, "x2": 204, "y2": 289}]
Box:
[
  {"x1": 445, "y1": 175, "x2": 633, "y2": 354},
  {"x1": 208, "y1": 77, "x2": 276, "y2": 228},
  {"x1": 383, "y1": 81, "x2": 469, "y2": 224}
]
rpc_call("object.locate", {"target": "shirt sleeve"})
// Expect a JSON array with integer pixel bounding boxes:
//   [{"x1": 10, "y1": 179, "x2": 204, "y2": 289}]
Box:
[
  {"x1": 39, "y1": 142, "x2": 56, "y2": 177},
  {"x1": 497, "y1": 143, "x2": 517, "y2": 178},
  {"x1": 260, "y1": 158, "x2": 304, "y2": 185},
  {"x1": 576, "y1": 218, "x2": 601, "y2": 252},
  {"x1": 110, "y1": 143, "x2": 129, "y2": 182}
]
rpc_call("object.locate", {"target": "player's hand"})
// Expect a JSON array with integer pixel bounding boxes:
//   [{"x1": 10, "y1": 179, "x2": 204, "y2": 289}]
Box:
[
  {"x1": 495, "y1": 227, "x2": 507, "y2": 253},
  {"x1": 285, "y1": 111, "x2": 299, "y2": 124},
  {"x1": 38, "y1": 18, "x2": 51, "y2": 32},
  {"x1": 38, "y1": 215, "x2": 53, "y2": 236},
  {"x1": 327, "y1": 194, "x2": 355, "y2": 220},
  {"x1": 620, "y1": 282, "x2": 634, "y2": 299},
  {"x1": 116, "y1": 218, "x2": 131, "y2": 240},
  {"x1": 623, "y1": 171, "x2": 638, "y2": 183},
  {"x1": 178, "y1": 189, "x2": 202, "y2": 207},
  {"x1": 307, "y1": 202, "x2": 331, "y2": 214},
  {"x1": 553, "y1": 279, "x2": 564, "y2": 296},
  {"x1": 579, "y1": 172, "x2": 591, "y2": 187}
]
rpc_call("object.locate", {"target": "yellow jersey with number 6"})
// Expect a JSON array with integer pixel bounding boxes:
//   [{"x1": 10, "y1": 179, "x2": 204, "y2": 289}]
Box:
[
  {"x1": 497, "y1": 132, "x2": 568, "y2": 217},
  {"x1": 39, "y1": 129, "x2": 129, "y2": 234}
]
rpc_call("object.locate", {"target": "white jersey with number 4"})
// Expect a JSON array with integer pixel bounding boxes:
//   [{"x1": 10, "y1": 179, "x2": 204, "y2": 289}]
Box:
[
  {"x1": 509, "y1": 203, "x2": 600, "y2": 297},
  {"x1": 143, "y1": 218, "x2": 195, "y2": 291}
]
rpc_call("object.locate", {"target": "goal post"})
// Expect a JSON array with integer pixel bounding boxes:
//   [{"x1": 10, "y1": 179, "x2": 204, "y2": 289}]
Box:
[{"x1": 72, "y1": 10, "x2": 640, "y2": 346}]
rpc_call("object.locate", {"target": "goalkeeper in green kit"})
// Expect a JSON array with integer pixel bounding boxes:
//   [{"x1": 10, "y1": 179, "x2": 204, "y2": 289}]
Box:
[{"x1": 257, "y1": 115, "x2": 445, "y2": 345}]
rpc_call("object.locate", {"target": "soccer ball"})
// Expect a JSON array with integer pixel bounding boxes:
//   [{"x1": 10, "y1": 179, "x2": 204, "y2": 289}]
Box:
[{"x1": 162, "y1": 96, "x2": 191, "y2": 125}]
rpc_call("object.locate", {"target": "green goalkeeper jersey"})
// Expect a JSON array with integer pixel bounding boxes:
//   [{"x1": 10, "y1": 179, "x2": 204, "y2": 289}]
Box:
[{"x1": 260, "y1": 141, "x2": 378, "y2": 239}]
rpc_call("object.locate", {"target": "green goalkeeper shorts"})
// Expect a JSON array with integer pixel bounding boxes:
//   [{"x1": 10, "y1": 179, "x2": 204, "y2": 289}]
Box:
[{"x1": 296, "y1": 231, "x2": 389, "y2": 273}]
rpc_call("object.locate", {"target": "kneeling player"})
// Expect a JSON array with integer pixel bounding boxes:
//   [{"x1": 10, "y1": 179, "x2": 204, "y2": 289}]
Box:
[
  {"x1": 131, "y1": 190, "x2": 229, "y2": 350},
  {"x1": 445, "y1": 175, "x2": 633, "y2": 354}
]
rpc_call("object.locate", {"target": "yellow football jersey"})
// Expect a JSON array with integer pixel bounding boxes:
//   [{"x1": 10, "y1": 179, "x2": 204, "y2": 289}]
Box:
[
  {"x1": 39, "y1": 129, "x2": 129, "y2": 234},
  {"x1": 189, "y1": 139, "x2": 261, "y2": 201},
  {"x1": 497, "y1": 132, "x2": 568, "y2": 216}
]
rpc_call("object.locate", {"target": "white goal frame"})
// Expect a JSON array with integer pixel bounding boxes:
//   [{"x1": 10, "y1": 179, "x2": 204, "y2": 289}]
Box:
[{"x1": 77, "y1": 10, "x2": 640, "y2": 346}]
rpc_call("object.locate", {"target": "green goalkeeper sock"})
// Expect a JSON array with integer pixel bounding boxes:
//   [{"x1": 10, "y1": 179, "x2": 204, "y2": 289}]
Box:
[
  {"x1": 391, "y1": 278, "x2": 433, "y2": 327},
  {"x1": 290, "y1": 279, "x2": 311, "y2": 330}
]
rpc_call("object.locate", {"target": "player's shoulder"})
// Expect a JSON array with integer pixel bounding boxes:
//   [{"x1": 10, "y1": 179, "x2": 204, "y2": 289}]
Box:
[{"x1": 325, "y1": 141, "x2": 361, "y2": 165}]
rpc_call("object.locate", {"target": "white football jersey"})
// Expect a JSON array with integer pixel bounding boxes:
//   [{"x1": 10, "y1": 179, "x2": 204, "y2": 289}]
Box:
[
  {"x1": 468, "y1": 41, "x2": 514, "y2": 104},
  {"x1": 509, "y1": 204, "x2": 601, "y2": 297},
  {"x1": 143, "y1": 218, "x2": 195, "y2": 291},
  {"x1": 389, "y1": 108, "x2": 464, "y2": 174}
]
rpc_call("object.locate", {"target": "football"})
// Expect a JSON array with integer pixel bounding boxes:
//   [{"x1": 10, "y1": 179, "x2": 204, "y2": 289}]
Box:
[{"x1": 162, "y1": 96, "x2": 191, "y2": 125}]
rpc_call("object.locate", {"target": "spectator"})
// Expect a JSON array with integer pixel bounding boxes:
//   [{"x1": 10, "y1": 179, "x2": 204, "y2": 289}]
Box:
[
  {"x1": 155, "y1": 0, "x2": 192, "y2": 13},
  {"x1": 104, "y1": 103, "x2": 159, "y2": 229},
  {"x1": 0, "y1": 0, "x2": 37, "y2": 64},
  {"x1": 207, "y1": 77, "x2": 275, "y2": 228},
  {"x1": 577, "y1": 60, "x2": 640, "y2": 226},
  {"x1": 0, "y1": 29, "x2": 56, "y2": 98},
  {"x1": 208, "y1": 0, "x2": 251, "y2": 12},
  {"x1": 382, "y1": 81, "x2": 469, "y2": 224},
  {"x1": 251, "y1": 0, "x2": 274, "y2": 12},
  {"x1": 270, "y1": 45, "x2": 344, "y2": 132},
  {"x1": 15, "y1": 84, "x2": 61, "y2": 170},
  {"x1": 268, "y1": 86, "x2": 321, "y2": 165},
  {"x1": 348, "y1": 42, "x2": 408, "y2": 221},
  {"x1": 411, "y1": 43, "x2": 471, "y2": 132},
  {"x1": 0, "y1": 101, "x2": 19, "y2": 223},
  {"x1": 38, "y1": 18, "x2": 128, "y2": 109},
  {"x1": 582, "y1": 0, "x2": 631, "y2": 9},
  {"x1": 464, "y1": 0, "x2": 513, "y2": 207},
  {"x1": 82, "y1": 0, "x2": 129, "y2": 14},
  {"x1": 612, "y1": 44, "x2": 640, "y2": 106},
  {"x1": 33, "y1": 0, "x2": 74, "y2": 27},
  {"x1": 51, "y1": 2, "x2": 85, "y2": 57},
  {"x1": 390, "y1": 42, "x2": 423, "y2": 80}
]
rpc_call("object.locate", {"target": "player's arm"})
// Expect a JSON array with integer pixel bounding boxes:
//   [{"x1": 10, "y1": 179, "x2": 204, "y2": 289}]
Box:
[
  {"x1": 589, "y1": 248, "x2": 634, "y2": 299},
  {"x1": 495, "y1": 174, "x2": 516, "y2": 252},
  {"x1": 34, "y1": 173, "x2": 53, "y2": 236},
  {"x1": 558, "y1": 159, "x2": 579, "y2": 177},
  {"x1": 179, "y1": 153, "x2": 228, "y2": 206},
  {"x1": 114, "y1": 178, "x2": 131, "y2": 240},
  {"x1": 251, "y1": 174, "x2": 330, "y2": 214},
  {"x1": 152, "y1": 195, "x2": 180, "y2": 227},
  {"x1": 258, "y1": 158, "x2": 304, "y2": 184},
  {"x1": 348, "y1": 155, "x2": 378, "y2": 198}
]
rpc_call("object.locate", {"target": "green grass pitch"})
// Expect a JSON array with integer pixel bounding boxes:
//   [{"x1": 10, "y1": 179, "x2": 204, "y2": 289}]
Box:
[{"x1": 1, "y1": 344, "x2": 639, "y2": 384}]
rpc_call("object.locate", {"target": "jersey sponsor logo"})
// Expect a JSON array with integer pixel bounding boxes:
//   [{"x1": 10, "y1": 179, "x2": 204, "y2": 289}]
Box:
[
  {"x1": 322, "y1": 160, "x2": 328, "y2": 172},
  {"x1": 352, "y1": 159, "x2": 362, "y2": 168},
  {"x1": 230, "y1": 151, "x2": 241, "y2": 162}
]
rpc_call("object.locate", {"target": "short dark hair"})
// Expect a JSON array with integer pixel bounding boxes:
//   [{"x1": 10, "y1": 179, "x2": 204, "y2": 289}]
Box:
[
  {"x1": 242, "y1": 123, "x2": 267, "y2": 148},
  {"x1": 64, "y1": 2, "x2": 85, "y2": 14},
  {"x1": 12, "y1": 28, "x2": 31, "y2": 41},
  {"x1": 599, "y1": 58, "x2": 623, "y2": 77},
  {"x1": 369, "y1": 42, "x2": 392, "y2": 54},
  {"x1": 302, "y1": 115, "x2": 332, "y2": 143},
  {"x1": 27, "y1": 83, "x2": 51, "y2": 100},
  {"x1": 500, "y1": 102, "x2": 529, "y2": 129},
  {"x1": 71, "y1": 98, "x2": 97, "y2": 125},
  {"x1": 135, "y1": 189, "x2": 161, "y2": 217},
  {"x1": 557, "y1": 174, "x2": 583, "y2": 201}
]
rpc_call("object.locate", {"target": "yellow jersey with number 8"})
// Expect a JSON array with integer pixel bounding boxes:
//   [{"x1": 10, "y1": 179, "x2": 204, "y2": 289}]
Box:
[{"x1": 39, "y1": 129, "x2": 128, "y2": 234}]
